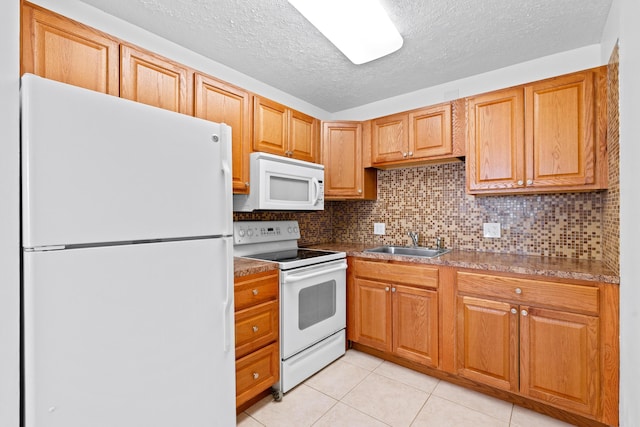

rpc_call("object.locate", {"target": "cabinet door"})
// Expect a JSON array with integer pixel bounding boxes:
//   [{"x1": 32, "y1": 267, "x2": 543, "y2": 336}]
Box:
[
  {"x1": 289, "y1": 109, "x2": 317, "y2": 162},
  {"x1": 253, "y1": 96, "x2": 288, "y2": 156},
  {"x1": 194, "y1": 74, "x2": 251, "y2": 193},
  {"x1": 525, "y1": 71, "x2": 597, "y2": 189},
  {"x1": 120, "y1": 44, "x2": 193, "y2": 115},
  {"x1": 409, "y1": 103, "x2": 452, "y2": 159},
  {"x1": 323, "y1": 122, "x2": 363, "y2": 198},
  {"x1": 520, "y1": 306, "x2": 599, "y2": 416},
  {"x1": 456, "y1": 295, "x2": 519, "y2": 391},
  {"x1": 21, "y1": 3, "x2": 119, "y2": 96},
  {"x1": 393, "y1": 285, "x2": 439, "y2": 367},
  {"x1": 353, "y1": 278, "x2": 392, "y2": 352},
  {"x1": 371, "y1": 113, "x2": 409, "y2": 164},
  {"x1": 467, "y1": 88, "x2": 525, "y2": 192}
]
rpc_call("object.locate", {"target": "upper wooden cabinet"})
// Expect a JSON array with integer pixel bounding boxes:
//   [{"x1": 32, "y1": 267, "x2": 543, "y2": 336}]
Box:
[
  {"x1": 467, "y1": 68, "x2": 607, "y2": 195},
  {"x1": 371, "y1": 102, "x2": 462, "y2": 168},
  {"x1": 253, "y1": 96, "x2": 319, "y2": 163},
  {"x1": 322, "y1": 121, "x2": 377, "y2": 200},
  {"x1": 194, "y1": 73, "x2": 251, "y2": 194},
  {"x1": 21, "y1": 2, "x2": 119, "y2": 96},
  {"x1": 120, "y1": 44, "x2": 193, "y2": 115}
]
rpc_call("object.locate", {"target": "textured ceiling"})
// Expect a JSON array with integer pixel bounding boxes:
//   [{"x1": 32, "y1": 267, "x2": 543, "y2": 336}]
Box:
[{"x1": 77, "y1": 0, "x2": 612, "y2": 113}]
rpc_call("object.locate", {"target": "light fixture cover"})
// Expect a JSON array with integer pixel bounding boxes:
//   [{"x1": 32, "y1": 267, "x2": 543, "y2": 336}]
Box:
[{"x1": 288, "y1": 0, "x2": 403, "y2": 65}]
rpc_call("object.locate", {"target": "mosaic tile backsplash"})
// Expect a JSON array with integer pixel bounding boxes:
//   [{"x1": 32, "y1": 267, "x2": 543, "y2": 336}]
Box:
[
  {"x1": 235, "y1": 159, "x2": 609, "y2": 261},
  {"x1": 331, "y1": 163, "x2": 605, "y2": 260},
  {"x1": 603, "y1": 44, "x2": 620, "y2": 273}
]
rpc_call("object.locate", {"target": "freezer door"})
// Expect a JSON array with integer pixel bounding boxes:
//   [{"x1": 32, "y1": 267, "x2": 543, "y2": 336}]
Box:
[
  {"x1": 23, "y1": 238, "x2": 235, "y2": 427},
  {"x1": 21, "y1": 74, "x2": 232, "y2": 248}
]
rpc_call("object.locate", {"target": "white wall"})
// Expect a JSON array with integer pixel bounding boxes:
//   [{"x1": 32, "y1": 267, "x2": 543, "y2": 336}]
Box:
[
  {"x1": 618, "y1": 0, "x2": 640, "y2": 424},
  {"x1": 334, "y1": 44, "x2": 603, "y2": 120},
  {"x1": 0, "y1": 0, "x2": 21, "y2": 426}
]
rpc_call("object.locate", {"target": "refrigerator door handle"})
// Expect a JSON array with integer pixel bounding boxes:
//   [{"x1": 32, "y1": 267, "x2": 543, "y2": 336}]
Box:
[
  {"x1": 222, "y1": 237, "x2": 234, "y2": 353},
  {"x1": 219, "y1": 124, "x2": 233, "y2": 235}
]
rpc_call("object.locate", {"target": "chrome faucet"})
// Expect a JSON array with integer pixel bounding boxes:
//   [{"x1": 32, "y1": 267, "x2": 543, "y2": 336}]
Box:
[
  {"x1": 408, "y1": 231, "x2": 419, "y2": 247},
  {"x1": 436, "y1": 237, "x2": 444, "y2": 250}
]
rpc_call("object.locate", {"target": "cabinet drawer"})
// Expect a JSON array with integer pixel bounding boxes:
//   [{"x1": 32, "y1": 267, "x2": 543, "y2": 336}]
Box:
[
  {"x1": 235, "y1": 342, "x2": 279, "y2": 407},
  {"x1": 457, "y1": 272, "x2": 599, "y2": 315},
  {"x1": 235, "y1": 300, "x2": 279, "y2": 358},
  {"x1": 354, "y1": 259, "x2": 438, "y2": 289},
  {"x1": 235, "y1": 270, "x2": 278, "y2": 310}
]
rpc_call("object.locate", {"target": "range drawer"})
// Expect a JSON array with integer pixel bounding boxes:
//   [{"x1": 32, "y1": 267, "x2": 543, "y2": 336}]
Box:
[
  {"x1": 457, "y1": 271, "x2": 599, "y2": 315},
  {"x1": 235, "y1": 270, "x2": 278, "y2": 311},
  {"x1": 235, "y1": 342, "x2": 279, "y2": 407},
  {"x1": 354, "y1": 258, "x2": 438, "y2": 289},
  {"x1": 235, "y1": 300, "x2": 279, "y2": 359}
]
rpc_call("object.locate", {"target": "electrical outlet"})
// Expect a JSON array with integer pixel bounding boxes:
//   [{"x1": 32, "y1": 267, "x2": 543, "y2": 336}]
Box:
[
  {"x1": 483, "y1": 223, "x2": 501, "y2": 238},
  {"x1": 373, "y1": 223, "x2": 385, "y2": 235}
]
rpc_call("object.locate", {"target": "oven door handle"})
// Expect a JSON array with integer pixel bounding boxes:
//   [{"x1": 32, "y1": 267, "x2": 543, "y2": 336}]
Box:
[{"x1": 283, "y1": 262, "x2": 347, "y2": 283}]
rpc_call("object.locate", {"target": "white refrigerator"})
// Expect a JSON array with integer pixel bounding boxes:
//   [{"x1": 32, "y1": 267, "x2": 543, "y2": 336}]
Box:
[{"x1": 21, "y1": 74, "x2": 236, "y2": 427}]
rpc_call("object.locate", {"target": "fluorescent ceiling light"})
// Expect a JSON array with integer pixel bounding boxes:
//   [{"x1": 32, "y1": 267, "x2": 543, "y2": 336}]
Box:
[{"x1": 288, "y1": 0, "x2": 403, "y2": 65}]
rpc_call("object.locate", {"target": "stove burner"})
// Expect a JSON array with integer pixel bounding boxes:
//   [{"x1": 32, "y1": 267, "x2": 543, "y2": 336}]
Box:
[{"x1": 248, "y1": 248, "x2": 338, "y2": 263}]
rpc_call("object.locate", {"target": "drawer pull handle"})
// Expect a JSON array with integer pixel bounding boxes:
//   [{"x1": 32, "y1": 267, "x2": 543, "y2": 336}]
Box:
[
  {"x1": 252, "y1": 326, "x2": 259, "y2": 333},
  {"x1": 514, "y1": 288, "x2": 522, "y2": 295},
  {"x1": 510, "y1": 308, "x2": 517, "y2": 314},
  {"x1": 252, "y1": 372, "x2": 259, "y2": 380},
  {"x1": 521, "y1": 309, "x2": 528, "y2": 316},
  {"x1": 252, "y1": 289, "x2": 259, "y2": 296}
]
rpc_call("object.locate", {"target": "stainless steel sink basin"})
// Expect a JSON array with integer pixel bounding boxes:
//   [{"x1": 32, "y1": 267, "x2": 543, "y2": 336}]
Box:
[{"x1": 364, "y1": 246, "x2": 451, "y2": 258}]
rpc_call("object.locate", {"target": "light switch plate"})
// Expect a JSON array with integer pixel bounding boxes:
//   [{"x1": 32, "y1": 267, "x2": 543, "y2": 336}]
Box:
[
  {"x1": 483, "y1": 223, "x2": 501, "y2": 238},
  {"x1": 373, "y1": 223, "x2": 385, "y2": 235}
]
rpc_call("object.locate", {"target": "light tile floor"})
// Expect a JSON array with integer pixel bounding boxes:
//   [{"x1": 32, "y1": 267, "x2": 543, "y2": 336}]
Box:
[{"x1": 237, "y1": 350, "x2": 577, "y2": 427}]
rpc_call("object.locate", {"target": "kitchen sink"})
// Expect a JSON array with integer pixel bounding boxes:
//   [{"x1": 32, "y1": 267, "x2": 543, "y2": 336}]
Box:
[{"x1": 364, "y1": 246, "x2": 451, "y2": 258}]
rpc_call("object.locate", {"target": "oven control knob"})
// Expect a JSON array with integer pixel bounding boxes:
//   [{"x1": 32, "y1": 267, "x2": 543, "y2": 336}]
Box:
[
  {"x1": 293, "y1": 227, "x2": 299, "y2": 234},
  {"x1": 287, "y1": 227, "x2": 293, "y2": 233},
  {"x1": 238, "y1": 229, "x2": 245, "y2": 237},
  {"x1": 247, "y1": 229, "x2": 254, "y2": 236}
]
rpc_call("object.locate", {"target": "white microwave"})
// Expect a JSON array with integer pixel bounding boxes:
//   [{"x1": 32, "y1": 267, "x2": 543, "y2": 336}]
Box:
[{"x1": 233, "y1": 152, "x2": 324, "y2": 212}]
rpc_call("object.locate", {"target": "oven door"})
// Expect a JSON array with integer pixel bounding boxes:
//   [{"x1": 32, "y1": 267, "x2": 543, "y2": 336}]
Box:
[{"x1": 280, "y1": 259, "x2": 347, "y2": 359}]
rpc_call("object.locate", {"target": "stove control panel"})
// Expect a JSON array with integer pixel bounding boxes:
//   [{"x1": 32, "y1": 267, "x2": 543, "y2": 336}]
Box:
[{"x1": 233, "y1": 220, "x2": 300, "y2": 245}]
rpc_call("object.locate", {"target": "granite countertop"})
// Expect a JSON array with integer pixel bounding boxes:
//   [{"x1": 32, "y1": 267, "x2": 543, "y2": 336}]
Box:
[
  {"x1": 306, "y1": 243, "x2": 620, "y2": 284},
  {"x1": 233, "y1": 256, "x2": 278, "y2": 277}
]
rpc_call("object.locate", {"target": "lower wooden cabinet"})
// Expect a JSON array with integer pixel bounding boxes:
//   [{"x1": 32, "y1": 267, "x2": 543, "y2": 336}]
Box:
[
  {"x1": 347, "y1": 257, "x2": 619, "y2": 426},
  {"x1": 234, "y1": 269, "x2": 279, "y2": 408},
  {"x1": 455, "y1": 270, "x2": 617, "y2": 425},
  {"x1": 350, "y1": 258, "x2": 439, "y2": 367},
  {"x1": 235, "y1": 342, "x2": 279, "y2": 408}
]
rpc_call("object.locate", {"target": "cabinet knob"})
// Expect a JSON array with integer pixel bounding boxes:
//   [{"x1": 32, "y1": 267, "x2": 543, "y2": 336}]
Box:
[
  {"x1": 252, "y1": 289, "x2": 259, "y2": 296},
  {"x1": 521, "y1": 309, "x2": 528, "y2": 316},
  {"x1": 391, "y1": 287, "x2": 396, "y2": 292},
  {"x1": 517, "y1": 180, "x2": 524, "y2": 186},
  {"x1": 385, "y1": 286, "x2": 390, "y2": 292},
  {"x1": 408, "y1": 151, "x2": 413, "y2": 157},
  {"x1": 526, "y1": 179, "x2": 533, "y2": 185},
  {"x1": 252, "y1": 326, "x2": 259, "y2": 333},
  {"x1": 514, "y1": 287, "x2": 522, "y2": 295},
  {"x1": 245, "y1": 182, "x2": 250, "y2": 188},
  {"x1": 510, "y1": 308, "x2": 517, "y2": 314},
  {"x1": 358, "y1": 189, "x2": 362, "y2": 194},
  {"x1": 252, "y1": 372, "x2": 259, "y2": 380},
  {"x1": 402, "y1": 152, "x2": 408, "y2": 158}
]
